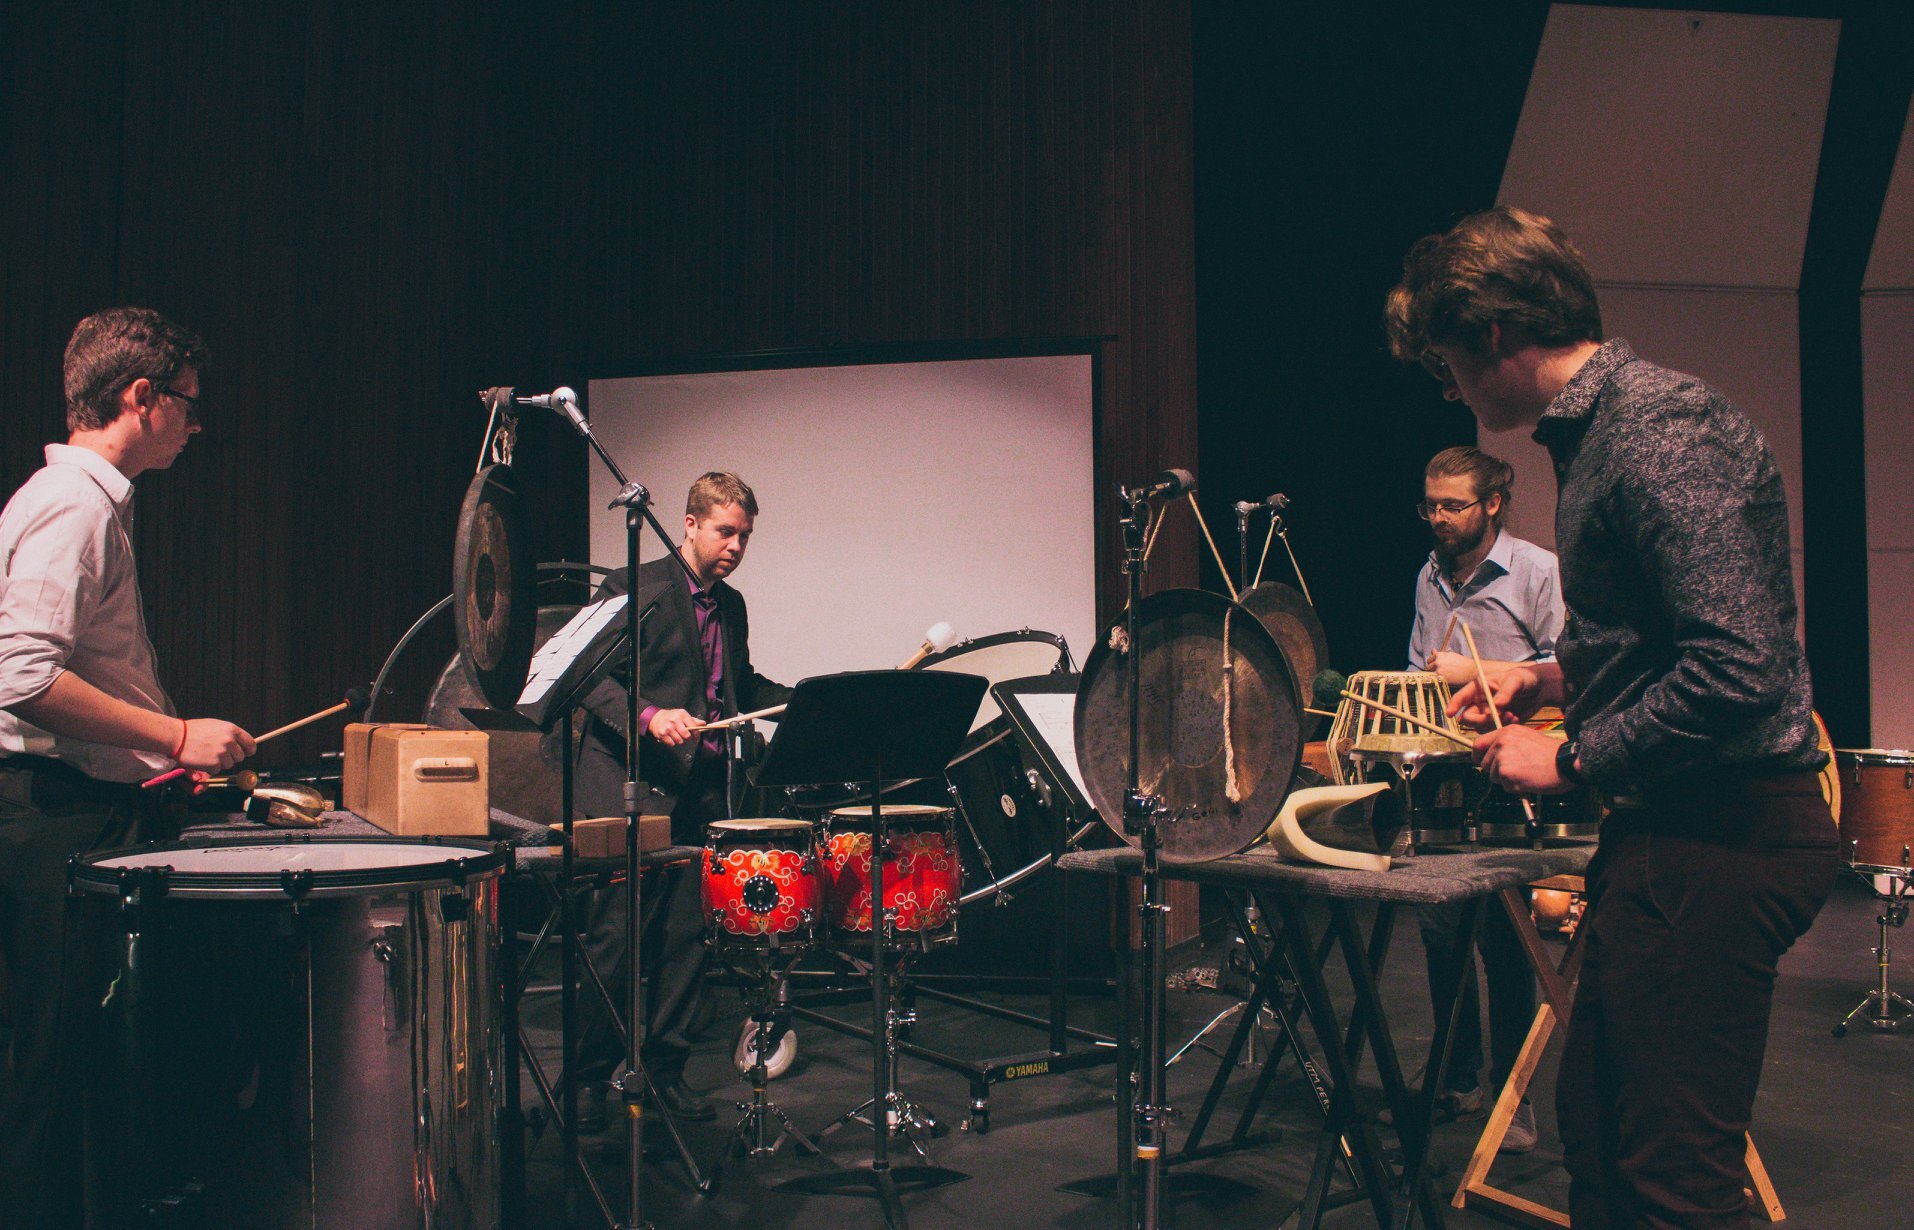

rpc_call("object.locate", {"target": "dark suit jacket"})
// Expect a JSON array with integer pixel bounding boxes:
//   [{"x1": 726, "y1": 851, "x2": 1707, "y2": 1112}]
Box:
[{"x1": 575, "y1": 554, "x2": 791, "y2": 816}]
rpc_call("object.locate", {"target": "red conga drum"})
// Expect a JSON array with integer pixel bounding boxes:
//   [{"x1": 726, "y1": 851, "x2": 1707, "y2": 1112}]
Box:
[
  {"x1": 700, "y1": 818, "x2": 823, "y2": 949},
  {"x1": 820, "y1": 804, "x2": 962, "y2": 946}
]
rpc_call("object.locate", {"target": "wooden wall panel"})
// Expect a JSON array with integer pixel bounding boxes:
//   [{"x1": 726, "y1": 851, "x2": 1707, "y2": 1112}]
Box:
[{"x1": 2, "y1": 1, "x2": 1196, "y2": 782}]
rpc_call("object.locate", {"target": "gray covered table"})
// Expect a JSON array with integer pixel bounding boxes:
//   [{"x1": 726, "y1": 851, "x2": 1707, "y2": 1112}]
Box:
[{"x1": 1059, "y1": 841, "x2": 1592, "y2": 1230}]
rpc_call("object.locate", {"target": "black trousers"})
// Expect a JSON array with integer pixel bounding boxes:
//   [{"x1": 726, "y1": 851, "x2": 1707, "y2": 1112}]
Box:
[
  {"x1": 1417, "y1": 893, "x2": 1536, "y2": 1096},
  {"x1": 1559, "y1": 773, "x2": 1839, "y2": 1230},
  {"x1": 0, "y1": 758, "x2": 147, "y2": 1230},
  {"x1": 578, "y1": 759, "x2": 726, "y2": 1087}
]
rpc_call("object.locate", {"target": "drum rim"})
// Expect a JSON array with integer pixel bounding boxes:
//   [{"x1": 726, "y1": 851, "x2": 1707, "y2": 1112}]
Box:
[
  {"x1": 1835, "y1": 748, "x2": 1914, "y2": 765},
  {"x1": 707, "y1": 817, "x2": 814, "y2": 832},
  {"x1": 69, "y1": 834, "x2": 508, "y2": 899}
]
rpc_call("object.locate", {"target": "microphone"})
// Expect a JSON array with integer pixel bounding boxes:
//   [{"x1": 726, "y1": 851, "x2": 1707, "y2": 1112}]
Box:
[
  {"x1": 1131, "y1": 468, "x2": 1196, "y2": 501},
  {"x1": 1233, "y1": 493, "x2": 1292, "y2": 514},
  {"x1": 517, "y1": 386, "x2": 589, "y2": 434}
]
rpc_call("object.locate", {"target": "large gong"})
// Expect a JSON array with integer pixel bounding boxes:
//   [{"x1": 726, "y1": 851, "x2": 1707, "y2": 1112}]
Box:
[
  {"x1": 1075, "y1": 588, "x2": 1303, "y2": 863},
  {"x1": 453, "y1": 464, "x2": 536, "y2": 711},
  {"x1": 1240, "y1": 581, "x2": 1330, "y2": 737}
]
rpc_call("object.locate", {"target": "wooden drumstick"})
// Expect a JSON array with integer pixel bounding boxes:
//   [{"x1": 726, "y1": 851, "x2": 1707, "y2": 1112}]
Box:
[
  {"x1": 1460, "y1": 621, "x2": 1539, "y2": 827},
  {"x1": 1437, "y1": 610, "x2": 1460, "y2": 656},
  {"x1": 1338, "y1": 689, "x2": 1475, "y2": 750},
  {"x1": 254, "y1": 685, "x2": 370, "y2": 745},
  {"x1": 685, "y1": 703, "x2": 787, "y2": 733}
]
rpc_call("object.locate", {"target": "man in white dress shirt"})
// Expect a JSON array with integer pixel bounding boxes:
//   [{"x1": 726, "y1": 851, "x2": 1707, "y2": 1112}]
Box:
[{"x1": 0, "y1": 307, "x2": 254, "y2": 1228}]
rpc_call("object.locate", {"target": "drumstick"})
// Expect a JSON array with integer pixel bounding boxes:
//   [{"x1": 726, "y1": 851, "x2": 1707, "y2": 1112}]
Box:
[
  {"x1": 1460, "y1": 620, "x2": 1538, "y2": 826},
  {"x1": 685, "y1": 703, "x2": 787, "y2": 732},
  {"x1": 1437, "y1": 611, "x2": 1460, "y2": 656},
  {"x1": 1338, "y1": 689, "x2": 1474, "y2": 750},
  {"x1": 1186, "y1": 492, "x2": 1240, "y2": 602},
  {"x1": 1304, "y1": 706, "x2": 1339, "y2": 719},
  {"x1": 142, "y1": 686, "x2": 371, "y2": 789}
]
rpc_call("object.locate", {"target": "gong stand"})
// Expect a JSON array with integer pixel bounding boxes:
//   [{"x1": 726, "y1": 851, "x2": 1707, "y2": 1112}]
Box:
[
  {"x1": 545, "y1": 398, "x2": 706, "y2": 1230},
  {"x1": 1118, "y1": 482, "x2": 1177, "y2": 1230}
]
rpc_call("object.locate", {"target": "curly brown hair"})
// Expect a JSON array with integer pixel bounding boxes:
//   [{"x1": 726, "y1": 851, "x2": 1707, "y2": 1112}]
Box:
[{"x1": 1384, "y1": 206, "x2": 1601, "y2": 362}]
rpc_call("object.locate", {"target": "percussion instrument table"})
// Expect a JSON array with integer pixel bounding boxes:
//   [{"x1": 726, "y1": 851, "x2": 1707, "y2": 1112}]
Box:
[
  {"x1": 1059, "y1": 842, "x2": 1592, "y2": 1230},
  {"x1": 181, "y1": 808, "x2": 701, "y2": 868}
]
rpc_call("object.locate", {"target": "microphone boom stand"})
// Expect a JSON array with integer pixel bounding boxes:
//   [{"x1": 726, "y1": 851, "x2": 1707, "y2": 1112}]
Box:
[
  {"x1": 550, "y1": 399, "x2": 709, "y2": 1230},
  {"x1": 1120, "y1": 484, "x2": 1172, "y2": 1230}
]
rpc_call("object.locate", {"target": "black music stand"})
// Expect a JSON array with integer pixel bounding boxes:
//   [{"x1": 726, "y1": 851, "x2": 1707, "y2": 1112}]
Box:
[{"x1": 763, "y1": 669, "x2": 987, "y2": 1230}]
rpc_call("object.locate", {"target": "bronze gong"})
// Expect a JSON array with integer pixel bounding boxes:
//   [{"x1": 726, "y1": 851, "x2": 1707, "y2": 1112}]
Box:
[
  {"x1": 1075, "y1": 588, "x2": 1303, "y2": 862},
  {"x1": 453, "y1": 464, "x2": 537, "y2": 711}
]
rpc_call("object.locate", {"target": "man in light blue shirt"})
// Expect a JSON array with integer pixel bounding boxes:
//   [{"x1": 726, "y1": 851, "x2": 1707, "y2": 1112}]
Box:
[
  {"x1": 1404, "y1": 446, "x2": 1563, "y2": 1153},
  {"x1": 1407, "y1": 447, "x2": 1562, "y2": 675}
]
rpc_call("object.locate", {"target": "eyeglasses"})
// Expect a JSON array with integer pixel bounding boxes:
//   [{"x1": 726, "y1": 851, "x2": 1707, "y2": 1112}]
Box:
[
  {"x1": 1415, "y1": 498, "x2": 1482, "y2": 521},
  {"x1": 160, "y1": 385, "x2": 202, "y2": 424},
  {"x1": 1418, "y1": 349, "x2": 1453, "y2": 384}
]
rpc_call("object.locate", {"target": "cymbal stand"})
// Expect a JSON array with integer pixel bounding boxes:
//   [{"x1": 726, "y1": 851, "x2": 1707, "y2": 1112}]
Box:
[
  {"x1": 1833, "y1": 870, "x2": 1913, "y2": 1036},
  {"x1": 1119, "y1": 482, "x2": 1173, "y2": 1230}
]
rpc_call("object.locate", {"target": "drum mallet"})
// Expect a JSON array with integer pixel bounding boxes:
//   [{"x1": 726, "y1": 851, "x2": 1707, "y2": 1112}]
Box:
[
  {"x1": 897, "y1": 620, "x2": 959, "y2": 670},
  {"x1": 143, "y1": 685, "x2": 372, "y2": 789}
]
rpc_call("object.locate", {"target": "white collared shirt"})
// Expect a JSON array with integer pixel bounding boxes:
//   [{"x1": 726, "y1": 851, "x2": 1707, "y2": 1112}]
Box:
[{"x1": 0, "y1": 444, "x2": 176, "y2": 781}]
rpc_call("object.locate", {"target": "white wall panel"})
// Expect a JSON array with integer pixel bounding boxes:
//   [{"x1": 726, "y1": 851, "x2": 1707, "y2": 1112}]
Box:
[
  {"x1": 586, "y1": 355, "x2": 1097, "y2": 690},
  {"x1": 1500, "y1": 4, "x2": 1837, "y2": 290}
]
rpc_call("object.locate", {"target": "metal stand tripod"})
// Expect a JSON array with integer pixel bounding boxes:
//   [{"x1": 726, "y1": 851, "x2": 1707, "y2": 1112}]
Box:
[
  {"x1": 1834, "y1": 873, "x2": 1914, "y2": 1036},
  {"x1": 720, "y1": 958, "x2": 823, "y2": 1161},
  {"x1": 813, "y1": 953, "x2": 949, "y2": 1161}
]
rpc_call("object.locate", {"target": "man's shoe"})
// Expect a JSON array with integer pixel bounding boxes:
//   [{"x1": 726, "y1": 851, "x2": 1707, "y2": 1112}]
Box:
[
  {"x1": 654, "y1": 1078, "x2": 717, "y2": 1123},
  {"x1": 574, "y1": 1083, "x2": 609, "y2": 1134},
  {"x1": 1499, "y1": 1101, "x2": 1539, "y2": 1154}
]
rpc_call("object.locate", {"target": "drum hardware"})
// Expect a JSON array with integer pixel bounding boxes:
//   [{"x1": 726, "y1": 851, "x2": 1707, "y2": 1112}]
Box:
[
  {"x1": 760, "y1": 670, "x2": 987, "y2": 1228},
  {"x1": 1832, "y1": 875, "x2": 1914, "y2": 1037}
]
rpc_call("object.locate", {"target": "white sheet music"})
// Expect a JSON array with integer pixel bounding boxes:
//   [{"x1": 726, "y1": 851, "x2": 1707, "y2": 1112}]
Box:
[
  {"x1": 518, "y1": 594, "x2": 628, "y2": 707},
  {"x1": 1016, "y1": 691, "x2": 1090, "y2": 805}
]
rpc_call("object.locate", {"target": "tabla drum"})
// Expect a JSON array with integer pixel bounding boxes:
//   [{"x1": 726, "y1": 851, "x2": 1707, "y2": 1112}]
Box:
[
  {"x1": 700, "y1": 818, "x2": 822, "y2": 950},
  {"x1": 821, "y1": 804, "x2": 962, "y2": 946},
  {"x1": 1834, "y1": 749, "x2": 1914, "y2": 874},
  {"x1": 67, "y1": 837, "x2": 506, "y2": 1230}
]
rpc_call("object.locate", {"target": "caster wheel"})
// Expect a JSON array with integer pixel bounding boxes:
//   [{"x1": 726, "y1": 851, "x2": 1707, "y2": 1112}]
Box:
[{"x1": 734, "y1": 1019, "x2": 798, "y2": 1079}]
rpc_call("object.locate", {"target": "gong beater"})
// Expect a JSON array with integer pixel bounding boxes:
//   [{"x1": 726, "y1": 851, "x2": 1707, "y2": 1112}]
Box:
[
  {"x1": 453, "y1": 463, "x2": 537, "y2": 711},
  {"x1": 1075, "y1": 587, "x2": 1304, "y2": 862}
]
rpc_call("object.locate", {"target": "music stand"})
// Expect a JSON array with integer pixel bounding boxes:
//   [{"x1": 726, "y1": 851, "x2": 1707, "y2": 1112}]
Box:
[{"x1": 763, "y1": 670, "x2": 987, "y2": 1230}]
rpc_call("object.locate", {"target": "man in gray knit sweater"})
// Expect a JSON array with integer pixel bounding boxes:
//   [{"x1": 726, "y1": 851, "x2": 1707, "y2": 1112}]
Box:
[{"x1": 1384, "y1": 207, "x2": 1839, "y2": 1230}]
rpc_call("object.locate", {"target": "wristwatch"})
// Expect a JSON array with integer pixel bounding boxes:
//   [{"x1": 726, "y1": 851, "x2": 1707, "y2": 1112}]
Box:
[{"x1": 1555, "y1": 738, "x2": 1583, "y2": 786}]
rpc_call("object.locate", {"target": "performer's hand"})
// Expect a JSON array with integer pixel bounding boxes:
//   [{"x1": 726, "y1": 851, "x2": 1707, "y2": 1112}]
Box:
[
  {"x1": 176, "y1": 719, "x2": 256, "y2": 772},
  {"x1": 647, "y1": 708, "x2": 698, "y2": 747},
  {"x1": 1428, "y1": 650, "x2": 1476, "y2": 687},
  {"x1": 1449, "y1": 665, "x2": 1542, "y2": 730},
  {"x1": 1474, "y1": 725, "x2": 1573, "y2": 794}
]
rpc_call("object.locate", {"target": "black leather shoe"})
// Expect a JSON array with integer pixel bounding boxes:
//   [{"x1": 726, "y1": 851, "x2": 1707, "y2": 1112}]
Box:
[
  {"x1": 654, "y1": 1078, "x2": 716, "y2": 1123},
  {"x1": 573, "y1": 1083, "x2": 609, "y2": 1134}
]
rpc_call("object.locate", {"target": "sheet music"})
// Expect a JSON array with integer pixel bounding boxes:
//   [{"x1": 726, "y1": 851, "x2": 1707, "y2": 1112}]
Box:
[
  {"x1": 518, "y1": 594, "x2": 628, "y2": 707},
  {"x1": 1017, "y1": 690, "x2": 1090, "y2": 804}
]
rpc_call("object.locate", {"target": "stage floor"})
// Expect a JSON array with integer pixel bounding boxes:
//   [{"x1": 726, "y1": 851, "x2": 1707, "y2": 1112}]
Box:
[{"x1": 517, "y1": 872, "x2": 1913, "y2": 1228}]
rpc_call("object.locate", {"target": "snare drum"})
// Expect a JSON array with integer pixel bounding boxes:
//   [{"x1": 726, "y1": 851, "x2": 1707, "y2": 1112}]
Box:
[
  {"x1": 1835, "y1": 749, "x2": 1914, "y2": 874},
  {"x1": 701, "y1": 818, "x2": 822, "y2": 948},
  {"x1": 68, "y1": 837, "x2": 506, "y2": 1230},
  {"x1": 821, "y1": 804, "x2": 962, "y2": 944}
]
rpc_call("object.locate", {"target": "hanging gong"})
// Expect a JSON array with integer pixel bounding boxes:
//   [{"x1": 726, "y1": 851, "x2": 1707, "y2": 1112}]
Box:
[
  {"x1": 1075, "y1": 588, "x2": 1302, "y2": 863},
  {"x1": 1240, "y1": 581, "x2": 1331, "y2": 738},
  {"x1": 454, "y1": 464, "x2": 536, "y2": 711}
]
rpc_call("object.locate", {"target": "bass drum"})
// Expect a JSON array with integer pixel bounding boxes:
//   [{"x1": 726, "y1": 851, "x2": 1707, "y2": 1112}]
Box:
[{"x1": 69, "y1": 837, "x2": 506, "y2": 1230}]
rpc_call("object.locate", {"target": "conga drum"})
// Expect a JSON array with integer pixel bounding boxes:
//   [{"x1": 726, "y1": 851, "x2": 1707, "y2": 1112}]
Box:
[
  {"x1": 700, "y1": 818, "x2": 823, "y2": 950},
  {"x1": 820, "y1": 804, "x2": 962, "y2": 946}
]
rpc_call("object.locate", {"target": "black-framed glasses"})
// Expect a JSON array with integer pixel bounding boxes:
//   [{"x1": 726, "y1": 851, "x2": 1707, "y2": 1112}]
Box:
[
  {"x1": 1415, "y1": 498, "x2": 1482, "y2": 521},
  {"x1": 160, "y1": 385, "x2": 202, "y2": 423},
  {"x1": 1418, "y1": 348, "x2": 1453, "y2": 383}
]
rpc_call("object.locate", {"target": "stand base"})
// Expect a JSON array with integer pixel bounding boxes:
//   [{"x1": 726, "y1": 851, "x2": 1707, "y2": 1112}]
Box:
[
  {"x1": 817, "y1": 1094, "x2": 950, "y2": 1160},
  {"x1": 1833, "y1": 989, "x2": 1914, "y2": 1036},
  {"x1": 777, "y1": 1162, "x2": 969, "y2": 1229}
]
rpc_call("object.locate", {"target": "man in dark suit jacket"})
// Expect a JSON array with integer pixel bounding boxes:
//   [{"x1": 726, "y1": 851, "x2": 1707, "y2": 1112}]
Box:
[{"x1": 574, "y1": 472, "x2": 791, "y2": 1124}]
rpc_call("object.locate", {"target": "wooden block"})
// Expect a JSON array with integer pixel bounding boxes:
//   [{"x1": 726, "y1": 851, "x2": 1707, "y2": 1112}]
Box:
[
  {"x1": 363, "y1": 727, "x2": 489, "y2": 836},
  {"x1": 342, "y1": 722, "x2": 426, "y2": 815},
  {"x1": 550, "y1": 814, "x2": 672, "y2": 860}
]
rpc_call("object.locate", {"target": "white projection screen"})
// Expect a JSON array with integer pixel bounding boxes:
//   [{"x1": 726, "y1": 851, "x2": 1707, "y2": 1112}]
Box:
[{"x1": 586, "y1": 353, "x2": 1098, "y2": 696}]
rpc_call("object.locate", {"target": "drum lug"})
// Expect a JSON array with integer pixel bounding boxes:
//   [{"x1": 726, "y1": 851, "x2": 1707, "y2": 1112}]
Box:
[{"x1": 278, "y1": 867, "x2": 314, "y2": 907}]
